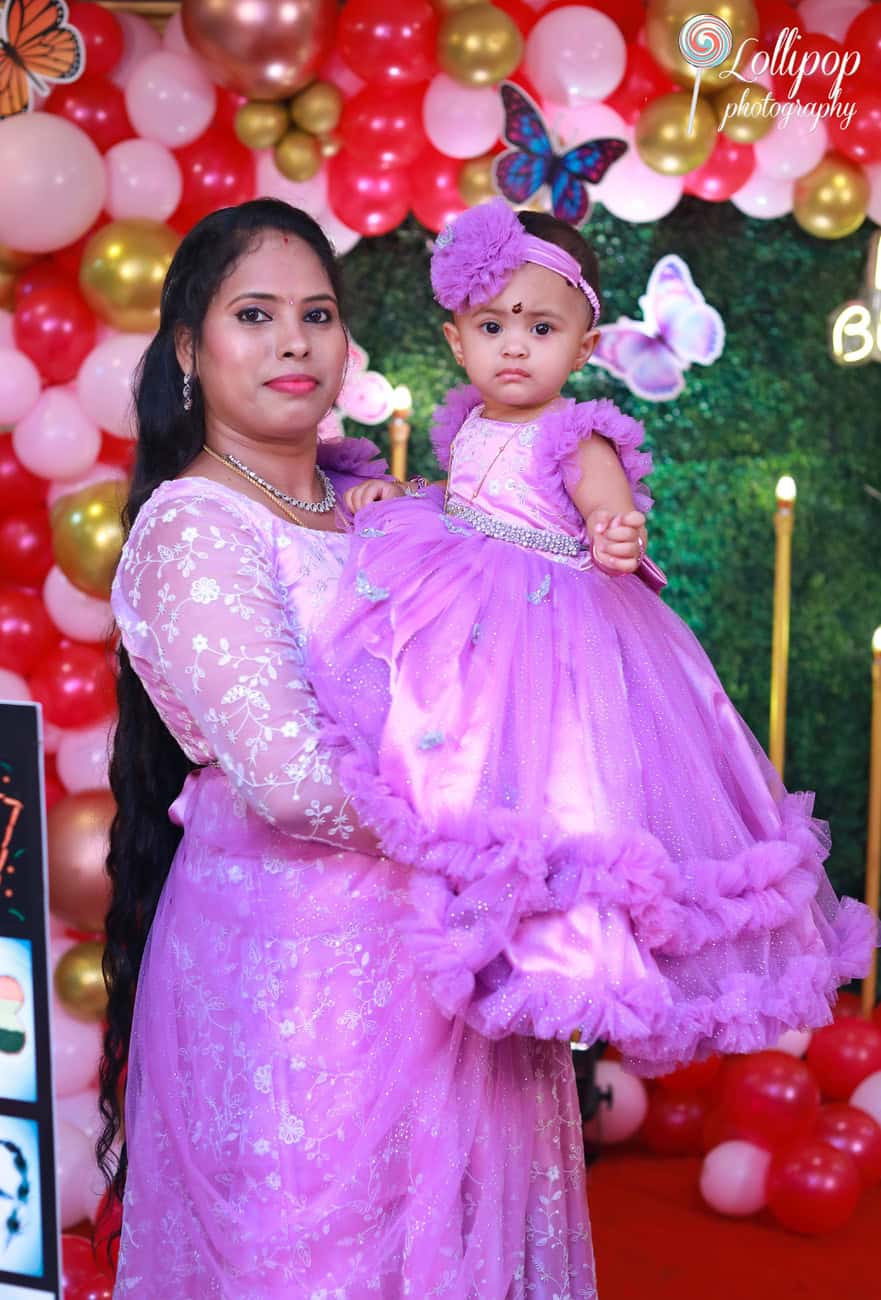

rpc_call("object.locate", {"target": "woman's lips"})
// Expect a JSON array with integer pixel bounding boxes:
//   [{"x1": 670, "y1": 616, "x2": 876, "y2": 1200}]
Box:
[{"x1": 265, "y1": 375, "x2": 318, "y2": 394}]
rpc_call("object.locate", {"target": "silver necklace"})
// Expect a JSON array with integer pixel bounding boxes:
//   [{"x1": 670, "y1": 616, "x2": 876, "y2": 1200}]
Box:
[{"x1": 207, "y1": 447, "x2": 336, "y2": 514}]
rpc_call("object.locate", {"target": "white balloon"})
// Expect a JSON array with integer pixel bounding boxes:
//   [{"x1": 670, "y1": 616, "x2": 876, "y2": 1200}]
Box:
[
  {"x1": 0, "y1": 668, "x2": 30, "y2": 702},
  {"x1": 797, "y1": 0, "x2": 869, "y2": 43},
  {"x1": 730, "y1": 170, "x2": 794, "y2": 218},
  {"x1": 319, "y1": 208, "x2": 361, "y2": 257},
  {"x1": 700, "y1": 1141, "x2": 771, "y2": 1216},
  {"x1": 776, "y1": 1028, "x2": 812, "y2": 1057},
  {"x1": 850, "y1": 1069, "x2": 881, "y2": 1129},
  {"x1": 43, "y1": 567, "x2": 115, "y2": 646},
  {"x1": 599, "y1": 150, "x2": 683, "y2": 222},
  {"x1": 255, "y1": 150, "x2": 329, "y2": 218},
  {"x1": 56, "y1": 1119, "x2": 102, "y2": 1227},
  {"x1": 56, "y1": 1085, "x2": 103, "y2": 1142},
  {"x1": 12, "y1": 387, "x2": 101, "y2": 480},
  {"x1": 583, "y1": 1061, "x2": 648, "y2": 1143},
  {"x1": 76, "y1": 333, "x2": 150, "y2": 439},
  {"x1": 866, "y1": 162, "x2": 881, "y2": 225},
  {"x1": 525, "y1": 6, "x2": 627, "y2": 104},
  {"x1": 422, "y1": 75, "x2": 506, "y2": 159},
  {"x1": 754, "y1": 116, "x2": 828, "y2": 181}
]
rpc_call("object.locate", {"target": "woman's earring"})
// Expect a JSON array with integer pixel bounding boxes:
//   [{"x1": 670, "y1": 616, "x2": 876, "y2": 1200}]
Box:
[{"x1": 182, "y1": 372, "x2": 193, "y2": 411}]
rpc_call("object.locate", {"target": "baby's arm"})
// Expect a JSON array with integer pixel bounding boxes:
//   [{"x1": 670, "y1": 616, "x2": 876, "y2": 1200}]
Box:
[
  {"x1": 567, "y1": 435, "x2": 647, "y2": 575},
  {"x1": 344, "y1": 476, "x2": 435, "y2": 513}
]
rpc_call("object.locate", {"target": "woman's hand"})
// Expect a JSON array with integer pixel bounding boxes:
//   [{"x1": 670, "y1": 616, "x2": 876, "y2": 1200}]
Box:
[
  {"x1": 344, "y1": 479, "x2": 407, "y2": 513},
  {"x1": 589, "y1": 508, "x2": 647, "y2": 575}
]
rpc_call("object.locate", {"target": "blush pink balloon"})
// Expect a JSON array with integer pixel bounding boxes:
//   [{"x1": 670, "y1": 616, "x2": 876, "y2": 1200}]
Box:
[
  {"x1": 105, "y1": 138, "x2": 183, "y2": 222},
  {"x1": 319, "y1": 48, "x2": 366, "y2": 100},
  {"x1": 56, "y1": 1085, "x2": 103, "y2": 1141},
  {"x1": 0, "y1": 668, "x2": 31, "y2": 702},
  {"x1": 125, "y1": 50, "x2": 217, "y2": 148},
  {"x1": 51, "y1": 995, "x2": 102, "y2": 1097},
  {"x1": 76, "y1": 332, "x2": 150, "y2": 438},
  {"x1": 43, "y1": 567, "x2": 115, "y2": 646},
  {"x1": 583, "y1": 1061, "x2": 649, "y2": 1144},
  {"x1": 56, "y1": 1118, "x2": 101, "y2": 1227},
  {"x1": 777, "y1": 1029, "x2": 813, "y2": 1057},
  {"x1": 423, "y1": 74, "x2": 505, "y2": 159},
  {"x1": 13, "y1": 388, "x2": 101, "y2": 480},
  {"x1": 255, "y1": 150, "x2": 329, "y2": 218},
  {"x1": 0, "y1": 114, "x2": 106, "y2": 253},
  {"x1": 851, "y1": 1070, "x2": 881, "y2": 1129},
  {"x1": 700, "y1": 1140, "x2": 772, "y2": 1216},
  {"x1": 319, "y1": 207, "x2": 361, "y2": 256},
  {"x1": 56, "y1": 718, "x2": 114, "y2": 791},
  {"x1": 0, "y1": 309, "x2": 13, "y2": 347},
  {"x1": 526, "y1": 6, "x2": 626, "y2": 104},
  {"x1": 0, "y1": 347, "x2": 42, "y2": 426},
  {"x1": 43, "y1": 720, "x2": 65, "y2": 754},
  {"x1": 754, "y1": 115, "x2": 828, "y2": 180},
  {"x1": 730, "y1": 169, "x2": 794, "y2": 217},
  {"x1": 799, "y1": 0, "x2": 868, "y2": 43},
  {"x1": 599, "y1": 146, "x2": 684, "y2": 221},
  {"x1": 46, "y1": 463, "x2": 126, "y2": 509},
  {"x1": 110, "y1": 11, "x2": 161, "y2": 88},
  {"x1": 162, "y1": 7, "x2": 193, "y2": 55},
  {"x1": 866, "y1": 161, "x2": 881, "y2": 224}
]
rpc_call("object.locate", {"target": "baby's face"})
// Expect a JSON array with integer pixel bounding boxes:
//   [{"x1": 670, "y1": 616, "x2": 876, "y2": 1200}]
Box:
[{"x1": 444, "y1": 262, "x2": 598, "y2": 418}]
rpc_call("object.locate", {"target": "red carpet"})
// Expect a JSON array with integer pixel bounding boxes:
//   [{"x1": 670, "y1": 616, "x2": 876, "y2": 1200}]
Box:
[{"x1": 589, "y1": 1147, "x2": 880, "y2": 1299}]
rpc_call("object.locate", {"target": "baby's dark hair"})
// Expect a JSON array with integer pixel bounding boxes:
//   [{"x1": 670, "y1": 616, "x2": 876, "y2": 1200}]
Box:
[{"x1": 515, "y1": 211, "x2": 602, "y2": 326}]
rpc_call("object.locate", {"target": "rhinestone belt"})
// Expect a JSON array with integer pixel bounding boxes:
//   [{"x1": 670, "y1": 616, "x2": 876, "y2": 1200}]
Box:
[{"x1": 445, "y1": 499, "x2": 584, "y2": 557}]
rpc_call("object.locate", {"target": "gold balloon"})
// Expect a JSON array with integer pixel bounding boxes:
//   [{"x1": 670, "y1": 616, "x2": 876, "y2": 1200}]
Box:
[
  {"x1": 432, "y1": 0, "x2": 483, "y2": 11},
  {"x1": 182, "y1": 0, "x2": 336, "y2": 99},
  {"x1": 0, "y1": 243, "x2": 37, "y2": 272},
  {"x1": 51, "y1": 479, "x2": 127, "y2": 600},
  {"x1": 635, "y1": 92, "x2": 717, "y2": 175},
  {"x1": 80, "y1": 219, "x2": 179, "y2": 333},
  {"x1": 712, "y1": 80, "x2": 775, "y2": 142},
  {"x1": 318, "y1": 133, "x2": 342, "y2": 159},
  {"x1": 439, "y1": 3, "x2": 524, "y2": 87},
  {"x1": 458, "y1": 154, "x2": 498, "y2": 206},
  {"x1": 290, "y1": 80, "x2": 343, "y2": 136},
  {"x1": 55, "y1": 941, "x2": 107, "y2": 1022},
  {"x1": 47, "y1": 792, "x2": 115, "y2": 935},
  {"x1": 234, "y1": 100, "x2": 290, "y2": 150},
  {"x1": 645, "y1": 0, "x2": 758, "y2": 94},
  {"x1": 793, "y1": 155, "x2": 869, "y2": 240},
  {"x1": 0, "y1": 266, "x2": 14, "y2": 311},
  {"x1": 274, "y1": 129, "x2": 321, "y2": 182}
]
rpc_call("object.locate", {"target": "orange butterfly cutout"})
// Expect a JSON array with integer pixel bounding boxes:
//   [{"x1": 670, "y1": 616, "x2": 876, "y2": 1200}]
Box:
[{"x1": 0, "y1": 0, "x2": 84, "y2": 119}]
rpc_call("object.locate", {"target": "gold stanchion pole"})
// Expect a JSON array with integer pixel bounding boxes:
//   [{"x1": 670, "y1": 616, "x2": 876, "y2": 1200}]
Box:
[
  {"x1": 769, "y1": 475, "x2": 796, "y2": 779},
  {"x1": 861, "y1": 627, "x2": 881, "y2": 1017},
  {"x1": 388, "y1": 385, "x2": 412, "y2": 483}
]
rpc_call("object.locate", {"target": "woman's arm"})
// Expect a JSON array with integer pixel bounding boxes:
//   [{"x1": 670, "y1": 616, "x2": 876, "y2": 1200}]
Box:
[{"x1": 113, "y1": 489, "x2": 379, "y2": 854}]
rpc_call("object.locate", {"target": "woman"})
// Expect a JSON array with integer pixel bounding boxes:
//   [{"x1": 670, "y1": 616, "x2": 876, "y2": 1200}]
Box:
[{"x1": 99, "y1": 200, "x2": 596, "y2": 1298}]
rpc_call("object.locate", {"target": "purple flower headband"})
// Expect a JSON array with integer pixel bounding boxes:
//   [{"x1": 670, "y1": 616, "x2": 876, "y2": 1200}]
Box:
[{"x1": 430, "y1": 198, "x2": 601, "y2": 326}]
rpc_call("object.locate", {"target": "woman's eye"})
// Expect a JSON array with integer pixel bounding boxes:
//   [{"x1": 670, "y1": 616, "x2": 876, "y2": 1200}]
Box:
[
  {"x1": 480, "y1": 321, "x2": 501, "y2": 335},
  {"x1": 533, "y1": 322, "x2": 552, "y2": 336},
  {"x1": 304, "y1": 307, "x2": 334, "y2": 324},
  {"x1": 236, "y1": 306, "x2": 270, "y2": 324}
]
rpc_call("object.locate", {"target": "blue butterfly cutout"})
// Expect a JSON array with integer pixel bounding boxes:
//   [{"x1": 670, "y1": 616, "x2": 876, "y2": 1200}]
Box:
[{"x1": 493, "y1": 82, "x2": 628, "y2": 226}]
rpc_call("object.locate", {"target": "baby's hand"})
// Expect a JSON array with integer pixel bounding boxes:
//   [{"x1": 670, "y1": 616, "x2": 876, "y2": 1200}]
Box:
[
  {"x1": 344, "y1": 479, "x2": 407, "y2": 513},
  {"x1": 589, "y1": 508, "x2": 647, "y2": 574}
]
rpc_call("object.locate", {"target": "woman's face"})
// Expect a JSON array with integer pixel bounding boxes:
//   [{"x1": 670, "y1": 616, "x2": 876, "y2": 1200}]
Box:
[{"x1": 179, "y1": 231, "x2": 348, "y2": 445}]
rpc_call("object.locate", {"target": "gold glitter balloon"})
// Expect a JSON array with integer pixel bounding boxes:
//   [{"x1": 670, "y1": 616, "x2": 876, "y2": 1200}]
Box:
[
  {"x1": 54, "y1": 940, "x2": 107, "y2": 1022},
  {"x1": 645, "y1": 0, "x2": 758, "y2": 94},
  {"x1": 712, "y1": 80, "x2": 775, "y2": 142},
  {"x1": 234, "y1": 100, "x2": 290, "y2": 150},
  {"x1": 79, "y1": 219, "x2": 179, "y2": 333},
  {"x1": 51, "y1": 479, "x2": 127, "y2": 600},
  {"x1": 439, "y1": 3, "x2": 523, "y2": 87},
  {"x1": 635, "y1": 91, "x2": 717, "y2": 175},
  {"x1": 458, "y1": 154, "x2": 498, "y2": 206},
  {"x1": 274, "y1": 129, "x2": 322, "y2": 182},
  {"x1": 290, "y1": 80, "x2": 343, "y2": 136},
  {"x1": 793, "y1": 155, "x2": 869, "y2": 240}
]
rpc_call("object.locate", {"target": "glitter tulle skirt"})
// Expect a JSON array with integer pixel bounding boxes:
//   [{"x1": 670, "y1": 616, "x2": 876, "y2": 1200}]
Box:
[{"x1": 308, "y1": 491, "x2": 878, "y2": 1075}]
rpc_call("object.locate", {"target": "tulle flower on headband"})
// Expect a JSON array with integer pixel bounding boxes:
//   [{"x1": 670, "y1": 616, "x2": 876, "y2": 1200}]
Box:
[{"x1": 430, "y1": 199, "x2": 529, "y2": 313}]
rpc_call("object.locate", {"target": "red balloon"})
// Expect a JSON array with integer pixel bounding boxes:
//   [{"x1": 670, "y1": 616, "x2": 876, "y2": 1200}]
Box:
[
  {"x1": 46, "y1": 75, "x2": 131, "y2": 152},
  {"x1": 61, "y1": 1229, "x2": 115, "y2": 1300},
  {"x1": 716, "y1": 1050, "x2": 821, "y2": 1150},
  {"x1": 172, "y1": 127, "x2": 256, "y2": 234},
  {"x1": 410, "y1": 146, "x2": 468, "y2": 234},
  {"x1": 834, "y1": 990, "x2": 864, "y2": 1019},
  {"x1": 100, "y1": 431, "x2": 136, "y2": 471},
  {"x1": 605, "y1": 43, "x2": 680, "y2": 124},
  {"x1": 13, "y1": 277, "x2": 96, "y2": 385},
  {"x1": 338, "y1": 0, "x2": 438, "y2": 86},
  {"x1": 94, "y1": 1187, "x2": 122, "y2": 1273},
  {"x1": 814, "y1": 1103, "x2": 881, "y2": 1188},
  {"x1": 847, "y1": 3, "x2": 881, "y2": 85},
  {"x1": 0, "y1": 510, "x2": 53, "y2": 587},
  {"x1": 53, "y1": 214, "x2": 110, "y2": 281},
  {"x1": 756, "y1": 0, "x2": 805, "y2": 53},
  {"x1": 772, "y1": 33, "x2": 844, "y2": 105},
  {"x1": 43, "y1": 753, "x2": 65, "y2": 811},
  {"x1": 655, "y1": 1055, "x2": 722, "y2": 1092},
  {"x1": 29, "y1": 641, "x2": 117, "y2": 728},
  {"x1": 213, "y1": 86, "x2": 248, "y2": 132},
  {"x1": 829, "y1": 84, "x2": 881, "y2": 165},
  {"x1": 327, "y1": 151, "x2": 412, "y2": 236},
  {"x1": 339, "y1": 84, "x2": 428, "y2": 169},
  {"x1": 492, "y1": 0, "x2": 538, "y2": 38},
  {"x1": 684, "y1": 136, "x2": 754, "y2": 201},
  {"x1": 641, "y1": 1089, "x2": 708, "y2": 1155},
  {"x1": 0, "y1": 440, "x2": 46, "y2": 515},
  {"x1": 806, "y1": 1019, "x2": 881, "y2": 1100},
  {"x1": 767, "y1": 1140, "x2": 861, "y2": 1235},
  {"x1": 543, "y1": 0, "x2": 643, "y2": 44},
  {"x1": 14, "y1": 260, "x2": 63, "y2": 303},
  {"x1": 0, "y1": 585, "x2": 57, "y2": 674},
  {"x1": 66, "y1": 2, "x2": 124, "y2": 77}
]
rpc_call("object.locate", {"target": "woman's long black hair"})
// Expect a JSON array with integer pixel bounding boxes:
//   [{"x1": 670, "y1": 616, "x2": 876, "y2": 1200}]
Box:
[{"x1": 97, "y1": 199, "x2": 347, "y2": 1207}]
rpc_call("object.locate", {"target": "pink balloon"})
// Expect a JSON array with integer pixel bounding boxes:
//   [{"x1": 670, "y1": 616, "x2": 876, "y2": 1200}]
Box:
[
  {"x1": 754, "y1": 115, "x2": 828, "y2": 180},
  {"x1": 110, "y1": 11, "x2": 161, "y2": 88},
  {"x1": 162, "y1": 7, "x2": 193, "y2": 55},
  {"x1": 525, "y1": 6, "x2": 626, "y2": 104},
  {"x1": 56, "y1": 1118, "x2": 101, "y2": 1227},
  {"x1": 255, "y1": 150, "x2": 329, "y2": 218},
  {"x1": 43, "y1": 567, "x2": 115, "y2": 646},
  {"x1": 851, "y1": 1070, "x2": 881, "y2": 1129},
  {"x1": 46, "y1": 462, "x2": 126, "y2": 509},
  {"x1": 319, "y1": 208, "x2": 361, "y2": 256},
  {"x1": 13, "y1": 388, "x2": 100, "y2": 480},
  {"x1": 76, "y1": 332, "x2": 150, "y2": 438},
  {"x1": 423, "y1": 74, "x2": 505, "y2": 159},
  {"x1": 866, "y1": 161, "x2": 881, "y2": 224},
  {"x1": 544, "y1": 98, "x2": 628, "y2": 149},
  {"x1": 730, "y1": 169, "x2": 794, "y2": 217},
  {"x1": 51, "y1": 996, "x2": 102, "y2": 1097},
  {"x1": 319, "y1": 48, "x2": 366, "y2": 100},
  {"x1": 777, "y1": 1029, "x2": 813, "y2": 1057},
  {"x1": 105, "y1": 138, "x2": 183, "y2": 222},
  {"x1": 0, "y1": 347, "x2": 42, "y2": 426},
  {"x1": 43, "y1": 720, "x2": 65, "y2": 754},
  {"x1": 798, "y1": 0, "x2": 869, "y2": 43},
  {"x1": 599, "y1": 147, "x2": 683, "y2": 221},
  {"x1": 56, "y1": 718, "x2": 114, "y2": 791},
  {"x1": 0, "y1": 114, "x2": 105, "y2": 254},
  {"x1": 125, "y1": 51, "x2": 216, "y2": 148},
  {"x1": 0, "y1": 309, "x2": 13, "y2": 347},
  {"x1": 57, "y1": 1085, "x2": 103, "y2": 1141},
  {"x1": 583, "y1": 1061, "x2": 649, "y2": 1144},
  {"x1": 0, "y1": 667, "x2": 31, "y2": 702},
  {"x1": 700, "y1": 1140, "x2": 772, "y2": 1216}
]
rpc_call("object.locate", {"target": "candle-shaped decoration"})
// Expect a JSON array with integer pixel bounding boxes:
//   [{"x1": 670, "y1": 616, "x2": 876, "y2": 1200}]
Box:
[
  {"x1": 769, "y1": 474, "x2": 796, "y2": 778},
  {"x1": 862, "y1": 626, "x2": 881, "y2": 1017},
  {"x1": 389, "y1": 384, "x2": 413, "y2": 483}
]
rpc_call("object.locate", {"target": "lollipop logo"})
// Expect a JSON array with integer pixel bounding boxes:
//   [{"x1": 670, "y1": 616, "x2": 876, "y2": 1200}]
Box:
[{"x1": 678, "y1": 14, "x2": 734, "y2": 135}]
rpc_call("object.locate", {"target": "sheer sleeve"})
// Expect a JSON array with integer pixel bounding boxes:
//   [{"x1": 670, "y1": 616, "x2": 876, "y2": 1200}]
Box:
[{"x1": 111, "y1": 484, "x2": 377, "y2": 854}]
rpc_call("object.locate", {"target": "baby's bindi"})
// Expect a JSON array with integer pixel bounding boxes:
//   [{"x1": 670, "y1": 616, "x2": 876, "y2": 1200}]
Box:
[{"x1": 512, "y1": 302, "x2": 523, "y2": 314}]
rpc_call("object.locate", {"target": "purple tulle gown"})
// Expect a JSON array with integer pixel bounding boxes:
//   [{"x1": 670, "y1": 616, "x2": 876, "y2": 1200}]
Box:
[
  {"x1": 110, "y1": 439, "x2": 597, "y2": 1298},
  {"x1": 307, "y1": 387, "x2": 878, "y2": 1076}
]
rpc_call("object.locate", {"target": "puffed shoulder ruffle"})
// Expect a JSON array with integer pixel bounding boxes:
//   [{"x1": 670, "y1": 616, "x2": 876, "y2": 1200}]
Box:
[{"x1": 535, "y1": 397, "x2": 653, "y2": 516}]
